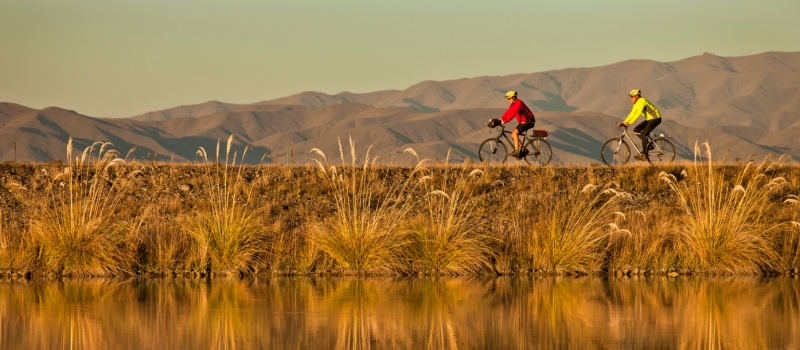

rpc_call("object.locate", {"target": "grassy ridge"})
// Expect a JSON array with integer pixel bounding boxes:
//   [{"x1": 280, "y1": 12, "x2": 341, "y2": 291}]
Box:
[{"x1": 0, "y1": 139, "x2": 798, "y2": 277}]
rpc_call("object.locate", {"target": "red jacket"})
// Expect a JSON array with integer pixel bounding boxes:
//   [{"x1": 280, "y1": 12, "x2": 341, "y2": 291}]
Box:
[{"x1": 501, "y1": 99, "x2": 535, "y2": 124}]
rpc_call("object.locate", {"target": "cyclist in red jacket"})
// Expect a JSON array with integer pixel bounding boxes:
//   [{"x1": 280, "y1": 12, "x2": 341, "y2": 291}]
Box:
[{"x1": 499, "y1": 90, "x2": 535, "y2": 157}]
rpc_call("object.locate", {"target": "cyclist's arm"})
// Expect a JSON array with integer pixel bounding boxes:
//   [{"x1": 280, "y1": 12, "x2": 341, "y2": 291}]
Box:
[{"x1": 500, "y1": 100, "x2": 522, "y2": 124}]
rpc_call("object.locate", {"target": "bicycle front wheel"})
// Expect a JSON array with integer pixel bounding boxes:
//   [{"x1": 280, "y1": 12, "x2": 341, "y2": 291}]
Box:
[
  {"x1": 478, "y1": 138, "x2": 508, "y2": 164},
  {"x1": 601, "y1": 138, "x2": 630, "y2": 165},
  {"x1": 523, "y1": 138, "x2": 553, "y2": 166},
  {"x1": 646, "y1": 138, "x2": 676, "y2": 164}
]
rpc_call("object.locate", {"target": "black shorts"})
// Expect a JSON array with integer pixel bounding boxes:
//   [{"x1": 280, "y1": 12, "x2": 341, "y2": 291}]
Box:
[{"x1": 516, "y1": 122, "x2": 535, "y2": 133}]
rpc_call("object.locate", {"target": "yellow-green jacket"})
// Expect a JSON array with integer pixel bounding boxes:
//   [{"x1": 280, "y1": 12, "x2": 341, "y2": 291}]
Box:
[{"x1": 623, "y1": 97, "x2": 661, "y2": 125}]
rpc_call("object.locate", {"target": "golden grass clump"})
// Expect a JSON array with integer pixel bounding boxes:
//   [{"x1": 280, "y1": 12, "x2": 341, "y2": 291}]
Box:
[
  {"x1": 405, "y1": 162, "x2": 494, "y2": 275},
  {"x1": 308, "y1": 138, "x2": 416, "y2": 275},
  {"x1": 263, "y1": 221, "x2": 317, "y2": 274},
  {"x1": 180, "y1": 135, "x2": 268, "y2": 275},
  {"x1": 780, "y1": 201, "x2": 800, "y2": 271},
  {"x1": 526, "y1": 183, "x2": 628, "y2": 275},
  {"x1": 0, "y1": 210, "x2": 35, "y2": 273},
  {"x1": 660, "y1": 142, "x2": 787, "y2": 274},
  {"x1": 28, "y1": 138, "x2": 139, "y2": 277},
  {"x1": 139, "y1": 203, "x2": 203, "y2": 274},
  {"x1": 604, "y1": 208, "x2": 680, "y2": 275},
  {"x1": 490, "y1": 195, "x2": 532, "y2": 275}
]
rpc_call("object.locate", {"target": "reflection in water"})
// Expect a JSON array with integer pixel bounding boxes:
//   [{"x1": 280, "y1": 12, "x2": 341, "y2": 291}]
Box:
[{"x1": 1, "y1": 277, "x2": 798, "y2": 349}]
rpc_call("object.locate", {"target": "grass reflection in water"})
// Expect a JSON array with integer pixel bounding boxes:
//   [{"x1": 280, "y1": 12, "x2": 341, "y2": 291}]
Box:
[{"x1": 1, "y1": 277, "x2": 799, "y2": 349}]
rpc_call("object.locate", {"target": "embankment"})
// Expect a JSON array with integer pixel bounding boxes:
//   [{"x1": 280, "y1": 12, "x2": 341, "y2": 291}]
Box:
[{"x1": 1, "y1": 159, "x2": 798, "y2": 278}]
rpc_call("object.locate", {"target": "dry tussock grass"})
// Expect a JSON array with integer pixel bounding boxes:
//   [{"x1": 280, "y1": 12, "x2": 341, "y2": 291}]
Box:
[
  {"x1": 179, "y1": 135, "x2": 269, "y2": 275},
  {"x1": 660, "y1": 142, "x2": 792, "y2": 274},
  {"x1": 0, "y1": 211, "x2": 35, "y2": 273},
  {"x1": 405, "y1": 159, "x2": 495, "y2": 275},
  {"x1": 28, "y1": 138, "x2": 140, "y2": 277},
  {"x1": 307, "y1": 138, "x2": 418, "y2": 275},
  {"x1": 1, "y1": 138, "x2": 799, "y2": 277}
]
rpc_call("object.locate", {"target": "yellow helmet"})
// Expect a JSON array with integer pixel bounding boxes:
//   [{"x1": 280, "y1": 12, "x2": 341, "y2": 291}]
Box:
[
  {"x1": 505, "y1": 90, "x2": 518, "y2": 99},
  {"x1": 628, "y1": 89, "x2": 641, "y2": 97}
]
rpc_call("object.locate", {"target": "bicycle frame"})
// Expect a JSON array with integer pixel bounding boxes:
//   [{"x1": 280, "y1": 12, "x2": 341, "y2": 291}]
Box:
[
  {"x1": 491, "y1": 126, "x2": 537, "y2": 151},
  {"x1": 615, "y1": 127, "x2": 664, "y2": 155},
  {"x1": 480, "y1": 124, "x2": 553, "y2": 165},
  {"x1": 602, "y1": 125, "x2": 675, "y2": 165}
]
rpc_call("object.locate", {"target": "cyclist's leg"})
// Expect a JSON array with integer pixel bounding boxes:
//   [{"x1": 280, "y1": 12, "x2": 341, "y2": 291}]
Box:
[
  {"x1": 516, "y1": 122, "x2": 534, "y2": 155},
  {"x1": 518, "y1": 122, "x2": 534, "y2": 133},
  {"x1": 510, "y1": 128, "x2": 521, "y2": 154},
  {"x1": 640, "y1": 118, "x2": 662, "y2": 149},
  {"x1": 633, "y1": 121, "x2": 648, "y2": 150},
  {"x1": 634, "y1": 119, "x2": 659, "y2": 150}
]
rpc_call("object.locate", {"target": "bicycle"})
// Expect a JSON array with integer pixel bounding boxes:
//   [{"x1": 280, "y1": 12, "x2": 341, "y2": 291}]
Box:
[
  {"x1": 478, "y1": 120, "x2": 552, "y2": 166},
  {"x1": 600, "y1": 125, "x2": 675, "y2": 165}
]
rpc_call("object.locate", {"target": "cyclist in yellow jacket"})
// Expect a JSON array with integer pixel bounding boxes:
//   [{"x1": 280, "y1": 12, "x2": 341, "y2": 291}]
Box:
[{"x1": 617, "y1": 89, "x2": 662, "y2": 161}]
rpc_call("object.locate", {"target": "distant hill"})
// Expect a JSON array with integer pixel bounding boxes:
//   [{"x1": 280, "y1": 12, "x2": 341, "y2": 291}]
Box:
[
  {"x1": 2, "y1": 51, "x2": 799, "y2": 164},
  {"x1": 130, "y1": 101, "x2": 246, "y2": 122},
  {"x1": 130, "y1": 51, "x2": 800, "y2": 133},
  {"x1": 0, "y1": 102, "x2": 35, "y2": 124},
  {"x1": 0, "y1": 103, "x2": 791, "y2": 165}
]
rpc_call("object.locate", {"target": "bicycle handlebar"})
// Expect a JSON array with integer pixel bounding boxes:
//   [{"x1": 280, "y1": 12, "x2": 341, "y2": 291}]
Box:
[{"x1": 489, "y1": 124, "x2": 509, "y2": 133}]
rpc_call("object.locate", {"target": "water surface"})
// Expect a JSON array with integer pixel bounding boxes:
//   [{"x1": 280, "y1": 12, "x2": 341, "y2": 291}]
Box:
[{"x1": 1, "y1": 277, "x2": 798, "y2": 349}]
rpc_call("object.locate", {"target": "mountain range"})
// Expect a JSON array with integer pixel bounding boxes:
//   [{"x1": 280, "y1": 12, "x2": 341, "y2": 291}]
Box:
[{"x1": 2, "y1": 51, "x2": 799, "y2": 165}]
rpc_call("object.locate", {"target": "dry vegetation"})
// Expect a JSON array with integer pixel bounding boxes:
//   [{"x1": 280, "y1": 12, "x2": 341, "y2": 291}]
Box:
[{"x1": 0, "y1": 137, "x2": 799, "y2": 278}]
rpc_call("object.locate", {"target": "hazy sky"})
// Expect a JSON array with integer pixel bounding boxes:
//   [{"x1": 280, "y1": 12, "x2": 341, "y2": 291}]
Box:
[{"x1": 2, "y1": 0, "x2": 799, "y2": 118}]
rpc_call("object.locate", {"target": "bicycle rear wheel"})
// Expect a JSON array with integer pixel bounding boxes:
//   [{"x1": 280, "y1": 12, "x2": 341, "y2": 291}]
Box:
[
  {"x1": 478, "y1": 138, "x2": 508, "y2": 164},
  {"x1": 523, "y1": 138, "x2": 552, "y2": 166},
  {"x1": 601, "y1": 138, "x2": 630, "y2": 165},
  {"x1": 645, "y1": 138, "x2": 676, "y2": 164}
]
